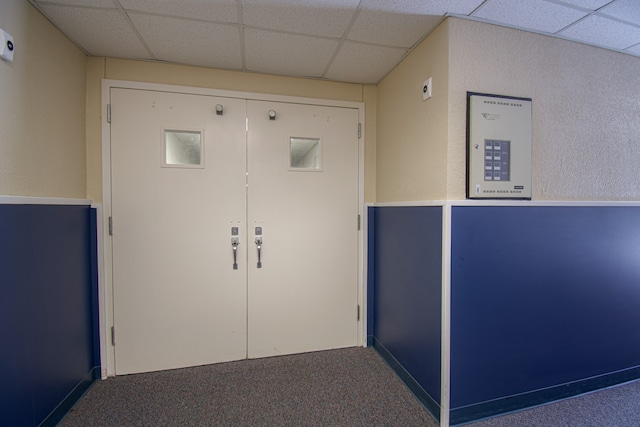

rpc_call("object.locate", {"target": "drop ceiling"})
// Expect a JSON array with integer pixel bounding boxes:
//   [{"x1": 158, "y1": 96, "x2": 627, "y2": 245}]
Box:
[{"x1": 28, "y1": 0, "x2": 640, "y2": 84}]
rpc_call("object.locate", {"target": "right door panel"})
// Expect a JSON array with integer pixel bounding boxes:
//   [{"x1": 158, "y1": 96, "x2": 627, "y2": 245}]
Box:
[{"x1": 247, "y1": 100, "x2": 360, "y2": 358}]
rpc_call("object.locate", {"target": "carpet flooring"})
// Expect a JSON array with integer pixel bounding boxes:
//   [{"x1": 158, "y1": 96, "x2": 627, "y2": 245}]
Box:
[
  {"x1": 61, "y1": 347, "x2": 640, "y2": 426},
  {"x1": 465, "y1": 378, "x2": 640, "y2": 427},
  {"x1": 60, "y1": 347, "x2": 437, "y2": 427}
]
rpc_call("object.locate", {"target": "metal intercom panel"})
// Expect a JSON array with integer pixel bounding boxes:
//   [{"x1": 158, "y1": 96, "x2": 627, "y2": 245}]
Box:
[{"x1": 467, "y1": 93, "x2": 532, "y2": 199}]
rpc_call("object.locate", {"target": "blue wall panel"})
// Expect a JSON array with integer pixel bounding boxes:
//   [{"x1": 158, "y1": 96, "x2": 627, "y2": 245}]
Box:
[
  {"x1": 367, "y1": 207, "x2": 375, "y2": 339},
  {"x1": 450, "y1": 206, "x2": 640, "y2": 410},
  {"x1": 0, "y1": 207, "x2": 33, "y2": 426},
  {"x1": 373, "y1": 206, "x2": 442, "y2": 405},
  {"x1": 0, "y1": 204, "x2": 98, "y2": 427}
]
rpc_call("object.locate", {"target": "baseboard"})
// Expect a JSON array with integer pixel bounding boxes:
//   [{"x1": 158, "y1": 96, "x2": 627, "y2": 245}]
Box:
[
  {"x1": 39, "y1": 366, "x2": 100, "y2": 427},
  {"x1": 450, "y1": 365, "x2": 640, "y2": 425},
  {"x1": 372, "y1": 337, "x2": 440, "y2": 423},
  {"x1": 366, "y1": 336, "x2": 374, "y2": 347}
]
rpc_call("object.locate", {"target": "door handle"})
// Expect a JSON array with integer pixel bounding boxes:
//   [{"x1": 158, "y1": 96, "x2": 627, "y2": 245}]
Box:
[
  {"x1": 231, "y1": 238, "x2": 239, "y2": 270},
  {"x1": 255, "y1": 237, "x2": 262, "y2": 268}
]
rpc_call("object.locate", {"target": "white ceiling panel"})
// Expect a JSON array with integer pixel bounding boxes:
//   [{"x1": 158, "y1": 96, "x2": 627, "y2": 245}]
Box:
[
  {"x1": 119, "y1": 0, "x2": 239, "y2": 24},
  {"x1": 426, "y1": 0, "x2": 486, "y2": 15},
  {"x1": 474, "y1": 0, "x2": 588, "y2": 33},
  {"x1": 37, "y1": 5, "x2": 151, "y2": 59},
  {"x1": 548, "y1": 0, "x2": 612, "y2": 10},
  {"x1": 348, "y1": 9, "x2": 442, "y2": 48},
  {"x1": 244, "y1": 29, "x2": 339, "y2": 78},
  {"x1": 130, "y1": 14, "x2": 242, "y2": 70},
  {"x1": 357, "y1": 0, "x2": 484, "y2": 15},
  {"x1": 325, "y1": 42, "x2": 406, "y2": 84},
  {"x1": 33, "y1": 0, "x2": 116, "y2": 7},
  {"x1": 242, "y1": 0, "x2": 359, "y2": 38},
  {"x1": 599, "y1": 0, "x2": 640, "y2": 26},
  {"x1": 560, "y1": 14, "x2": 640, "y2": 49}
]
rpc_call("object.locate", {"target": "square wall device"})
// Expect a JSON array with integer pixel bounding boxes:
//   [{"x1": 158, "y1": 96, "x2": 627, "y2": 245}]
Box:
[
  {"x1": 0, "y1": 29, "x2": 14, "y2": 62},
  {"x1": 467, "y1": 92, "x2": 532, "y2": 199}
]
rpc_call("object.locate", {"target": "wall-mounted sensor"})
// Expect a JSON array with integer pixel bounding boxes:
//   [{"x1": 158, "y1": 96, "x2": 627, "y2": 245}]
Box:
[
  {"x1": 422, "y1": 77, "x2": 432, "y2": 101},
  {"x1": 268, "y1": 110, "x2": 276, "y2": 120},
  {"x1": 215, "y1": 104, "x2": 223, "y2": 115},
  {"x1": 0, "y1": 29, "x2": 15, "y2": 62}
]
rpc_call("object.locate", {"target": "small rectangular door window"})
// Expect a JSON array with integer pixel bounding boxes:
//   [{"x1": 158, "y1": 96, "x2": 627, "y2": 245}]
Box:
[
  {"x1": 290, "y1": 137, "x2": 322, "y2": 171},
  {"x1": 163, "y1": 129, "x2": 204, "y2": 168}
]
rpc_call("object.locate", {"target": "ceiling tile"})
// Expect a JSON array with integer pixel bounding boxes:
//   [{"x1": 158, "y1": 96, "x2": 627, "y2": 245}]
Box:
[
  {"x1": 357, "y1": 0, "x2": 484, "y2": 15},
  {"x1": 548, "y1": 0, "x2": 611, "y2": 10},
  {"x1": 599, "y1": 0, "x2": 640, "y2": 25},
  {"x1": 244, "y1": 29, "x2": 339, "y2": 78},
  {"x1": 431, "y1": 0, "x2": 486, "y2": 14},
  {"x1": 33, "y1": 0, "x2": 116, "y2": 7},
  {"x1": 474, "y1": 0, "x2": 588, "y2": 33},
  {"x1": 560, "y1": 14, "x2": 640, "y2": 49},
  {"x1": 325, "y1": 41, "x2": 406, "y2": 84},
  {"x1": 242, "y1": 0, "x2": 359, "y2": 38},
  {"x1": 348, "y1": 8, "x2": 442, "y2": 48},
  {"x1": 119, "y1": 0, "x2": 238, "y2": 23},
  {"x1": 130, "y1": 14, "x2": 242, "y2": 70},
  {"x1": 37, "y1": 5, "x2": 150, "y2": 58}
]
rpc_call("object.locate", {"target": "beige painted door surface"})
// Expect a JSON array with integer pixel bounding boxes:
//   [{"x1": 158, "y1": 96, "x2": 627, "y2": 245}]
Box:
[
  {"x1": 247, "y1": 100, "x2": 359, "y2": 358},
  {"x1": 111, "y1": 89, "x2": 359, "y2": 374},
  {"x1": 111, "y1": 88, "x2": 248, "y2": 375}
]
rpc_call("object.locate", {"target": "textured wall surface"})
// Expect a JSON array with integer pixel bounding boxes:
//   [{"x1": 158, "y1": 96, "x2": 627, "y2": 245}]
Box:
[
  {"x1": 376, "y1": 20, "x2": 449, "y2": 202},
  {"x1": 448, "y1": 18, "x2": 640, "y2": 201},
  {"x1": 0, "y1": 1, "x2": 86, "y2": 198}
]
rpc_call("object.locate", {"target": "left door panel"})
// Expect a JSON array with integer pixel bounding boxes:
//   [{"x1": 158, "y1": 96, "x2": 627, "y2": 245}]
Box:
[{"x1": 110, "y1": 89, "x2": 247, "y2": 375}]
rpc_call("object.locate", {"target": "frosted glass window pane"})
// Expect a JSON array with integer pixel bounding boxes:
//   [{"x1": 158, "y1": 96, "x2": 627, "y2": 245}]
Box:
[
  {"x1": 164, "y1": 130, "x2": 203, "y2": 167},
  {"x1": 290, "y1": 137, "x2": 321, "y2": 170}
]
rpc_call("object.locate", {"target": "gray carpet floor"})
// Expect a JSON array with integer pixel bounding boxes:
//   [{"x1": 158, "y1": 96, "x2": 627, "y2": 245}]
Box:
[
  {"x1": 465, "y1": 378, "x2": 640, "y2": 427},
  {"x1": 61, "y1": 347, "x2": 640, "y2": 426},
  {"x1": 60, "y1": 347, "x2": 437, "y2": 427}
]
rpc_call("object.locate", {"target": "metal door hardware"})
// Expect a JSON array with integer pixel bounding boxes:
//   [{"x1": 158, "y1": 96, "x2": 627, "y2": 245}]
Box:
[
  {"x1": 232, "y1": 238, "x2": 239, "y2": 270},
  {"x1": 255, "y1": 237, "x2": 263, "y2": 268}
]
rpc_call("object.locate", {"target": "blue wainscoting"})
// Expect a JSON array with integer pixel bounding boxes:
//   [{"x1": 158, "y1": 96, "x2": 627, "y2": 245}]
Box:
[
  {"x1": 369, "y1": 203, "x2": 640, "y2": 426},
  {"x1": 449, "y1": 206, "x2": 640, "y2": 424},
  {"x1": 366, "y1": 208, "x2": 376, "y2": 342},
  {"x1": 0, "y1": 203, "x2": 99, "y2": 427},
  {"x1": 369, "y1": 206, "x2": 442, "y2": 420}
]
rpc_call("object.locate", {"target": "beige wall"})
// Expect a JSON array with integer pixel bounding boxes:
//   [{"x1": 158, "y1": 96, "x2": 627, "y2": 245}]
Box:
[
  {"x1": 376, "y1": 17, "x2": 640, "y2": 202},
  {"x1": 87, "y1": 58, "x2": 376, "y2": 202},
  {"x1": 363, "y1": 85, "x2": 377, "y2": 203},
  {"x1": 376, "y1": 20, "x2": 449, "y2": 202},
  {"x1": 0, "y1": 0, "x2": 86, "y2": 198},
  {"x1": 10, "y1": 8, "x2": 636, "y2": 203},
  {"x1": 448, "y1": 18, "x2": 640, "y2": 201}
]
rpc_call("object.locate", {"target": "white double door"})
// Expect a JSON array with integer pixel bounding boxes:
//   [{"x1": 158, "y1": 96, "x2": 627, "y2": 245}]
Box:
[{"x1": 110, "y1": 88, "x2": 359, "y2": 375}]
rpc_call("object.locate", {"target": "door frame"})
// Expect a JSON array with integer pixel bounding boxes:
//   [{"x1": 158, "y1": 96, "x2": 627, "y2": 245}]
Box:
[{"x1": 101, "y1": 79, "x2": 366, "y2": 377}]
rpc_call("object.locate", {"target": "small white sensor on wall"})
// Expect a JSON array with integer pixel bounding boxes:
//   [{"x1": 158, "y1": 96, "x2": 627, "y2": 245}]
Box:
[
  {"x1": 422, "y1": 77, "x2": 432, "y2": 101},
  {"x1": 1, "y1": 29, "x2": 15, "y2": 62}
]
